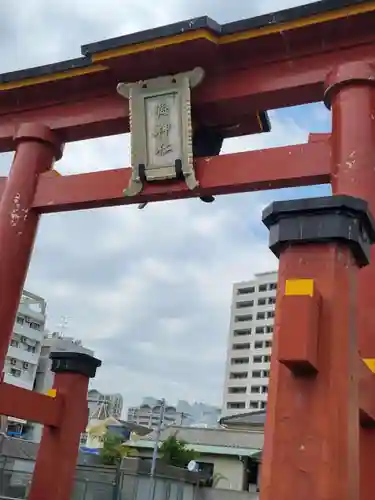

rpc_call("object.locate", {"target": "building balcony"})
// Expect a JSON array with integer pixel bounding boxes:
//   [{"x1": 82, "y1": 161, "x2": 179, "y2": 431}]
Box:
[
  {"x1": 7, "y1": 346, "x2": 40, "y2": 365},
  {"x1": 13, "y1": 323, "x2": 44, "y2": 342},
  {"x1": 4, "y1": 372, "x2": 34, "y2": 390}
]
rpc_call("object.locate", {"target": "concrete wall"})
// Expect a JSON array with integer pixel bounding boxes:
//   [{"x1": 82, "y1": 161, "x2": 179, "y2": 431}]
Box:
[
  {"x1": 198, "y1": 488, "x2": 258, "y2": 500},
  {"x1": 197, "y1": 454, "x2": 244, "y2": 491},
  {"x1": 134, "y1": 449, "x2": 247, "y2": 491}
]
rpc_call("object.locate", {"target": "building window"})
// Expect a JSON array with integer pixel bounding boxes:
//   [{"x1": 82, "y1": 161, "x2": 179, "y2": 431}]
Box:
[
  {"x1": 231, "y1": 357, "x2": 249, "y2": 365},
  {"x1": 29, "y1": 322, "x2": 41, "y2": 330},
  {"x1": 22, "y1": 362, "x2": 29, "y2": 370},
  {"x1": 237, "y1": 287, "x2": 255, "y2": 295},
  {"x1": 232, "y1": 343, "x2": 251, "y2": 350},
  {"x1": 235, "y1": 315, "x2": 253, "y2": 322},
  {"x1": 264, "y1": 355, "x2": 271, "y2": 363},
  {"x1": 252, "y1": 370, "x2": 261, "y2": 378},
  {"x1": 262, "y1": 386, "x2": 268, "y2": 394},
  {"x1": 259, "y1": 284, "x2": 267, "y2": 292},
  {"x1": 229, "y1": 372, "x2": 248, "y2": 379},
  {"x1": 253, "y1": 356, "x2": 262, "y2": 363},
  {"x1": 250, "y1": 386, "x2": 261, "y2": 393},
  {"x1": 258, "y1": 298, "x2": 266, "y2": 306},
  {"x1": 255, "y1": 326, "x2": 264, "y2": 334},
  {"x1": 268, "y1": 297, "x2": 276, "y2": 305},
  {"x1": 236, "y1": 301, "x2": 254, "y2": 309},
  {"x1": 10, "y1": 368, "x2": 21, "y2": 377},
  {"x1": 10, "y1": 358, "x2": 16, "y2": 366},
  {"x1": 260, "y1": 401, "x2": 267, "y2": 409},
  {"x1": 269, "y1": 283, "x2": 277, "y2": 290},
  {"x1": 80, "y1": 433, "x2": 88, "y2": 445},
  {"x1": 16, "y1": 316, "x2": 24, "y2": 325},
  {"x1": 262, "y1": 370, "x2": 270, "y2": 377},
  {"x1": 228, "y1": 386, "x2": 246, "y2": 394},
  {"x1": 27, "y1": 345, "x2": 36, "y2": 353},
  {"x1": 227, "y1": 402, "x2": 246, "y2": 409},
  {"x1": 249, "y1": 401, "x2": 259, "y2": 409},
  {"x1": 234, "y1": 329, "x2": 251, "y2": 337},
  {"x1": 10, "y1": 339, "x2": 18, "y2": 347},
  {"x1": 254, "y1": 341, "x2": 263, "y2": 349},
  {"x1": 266, "y1": 326, "x2": 273, "y2": 333},
  {"x1": 267, "y1": 311, "x2": 275, "y2": 319},
  {"x1": 256, "y1": 312, "x2": 265, "y2": 320},
  {"x1": 265, "y1": 341, "x2": 272, "y2": 348}
]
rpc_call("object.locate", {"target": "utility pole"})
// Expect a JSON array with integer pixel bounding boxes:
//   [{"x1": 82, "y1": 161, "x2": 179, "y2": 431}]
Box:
[{"x1": 149, "y1": 398, "x2": 165, "y2": 500}]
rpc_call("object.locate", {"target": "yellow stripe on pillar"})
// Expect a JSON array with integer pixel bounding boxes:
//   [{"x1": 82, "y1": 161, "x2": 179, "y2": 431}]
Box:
[
  {"x1": 363, "y1": 359, "x2": 375, "y2": 374},
  {"x1": 285, "y1": 279, "x2": 314, "y2": 297}
]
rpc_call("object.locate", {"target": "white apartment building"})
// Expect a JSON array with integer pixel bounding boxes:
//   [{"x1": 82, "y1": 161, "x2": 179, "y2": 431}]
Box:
[
  {"x1": 222, "y1": 271, "x2": 278, "y2": 416},
  {"x1": 127, "y1": 400, "x2": 179, "y2": 428},
  {"x1": 31, "y1": 332, "x2": 94, "y2": 442},
  {"x1": 5, "y1": 291, "x2": 46, "y2": 390},
  {"x1": 34, "y1": 332, "x2": 94, "y2": 395},
  {"x1": 87, "y1": 389, "x2": 123, "y2": 420},
  {"x1": 4, "y1": 291, "x2": 47, "y2": 437}
]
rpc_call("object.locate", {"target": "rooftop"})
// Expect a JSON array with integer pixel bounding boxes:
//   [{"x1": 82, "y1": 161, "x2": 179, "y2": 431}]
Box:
[{"x1": 127, "y1": 424, "x2": 263, "y2": 456}]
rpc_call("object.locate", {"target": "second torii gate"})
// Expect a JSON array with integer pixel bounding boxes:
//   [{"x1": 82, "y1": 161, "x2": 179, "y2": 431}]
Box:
[{"x1": 1, "y1": 0, "x2": 375, "y2": 499}]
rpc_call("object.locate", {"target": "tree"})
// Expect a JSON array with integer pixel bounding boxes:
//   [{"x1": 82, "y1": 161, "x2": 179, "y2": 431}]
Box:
[
  {"x1": 99, "y1": 431, "x2": 137, "y2": 466},
  {"x1": 159, "y1": 433, "x2": 198, "y2": 468}
]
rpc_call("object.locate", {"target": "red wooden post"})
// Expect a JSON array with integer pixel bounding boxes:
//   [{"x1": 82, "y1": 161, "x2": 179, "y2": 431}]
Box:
[
  {"x1": 28, "y1": 352, "x2": 101, "y2": 500},
  {"x1": 259, "y1": 195, "x2": 375, "y2": 500},
  {"x1": 326, "y1": 62, "x2": 375, "y2": 500},
  {"x1": 0, "y1": 123, "x2": 62, "y2": 372}
]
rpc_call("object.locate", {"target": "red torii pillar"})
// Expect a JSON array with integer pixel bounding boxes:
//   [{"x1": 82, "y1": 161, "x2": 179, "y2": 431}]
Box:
[
  {"x1": 259, "y1": 195, "x2": 375, "y2": 500},
  {"x1": 325, "y1": 61, "x2": 375, "y2": 500},
  {"x1": 28, "y1": 352, "x2": 101, "y2": 500},
  {"x1": 0, "y1": 123, "x2": 102, "y2": 500}
]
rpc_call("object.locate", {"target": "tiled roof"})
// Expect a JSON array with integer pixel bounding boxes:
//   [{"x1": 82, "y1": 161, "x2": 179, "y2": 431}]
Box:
[{"x1": 140, "y1": 425, "x2": 264, "y2": 450}]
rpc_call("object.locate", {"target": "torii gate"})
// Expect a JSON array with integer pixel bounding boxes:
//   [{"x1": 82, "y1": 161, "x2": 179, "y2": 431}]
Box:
[{"x1": 1, "y1": 0, "x2": 375, "y2": 499}]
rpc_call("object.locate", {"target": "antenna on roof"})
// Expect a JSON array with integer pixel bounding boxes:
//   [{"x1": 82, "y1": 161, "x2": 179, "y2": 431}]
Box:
[{"x1": 57, "y1": 315, "x2": 69, "y2": 337}]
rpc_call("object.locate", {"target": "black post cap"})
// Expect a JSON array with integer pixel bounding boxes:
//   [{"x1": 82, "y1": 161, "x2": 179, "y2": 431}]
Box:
[
  {"x1": 50, "y1": 352, "x2": 102, "y2": 378},
  {"x1": 262, "y1": 195, "x2": 375, "y2": 268}
]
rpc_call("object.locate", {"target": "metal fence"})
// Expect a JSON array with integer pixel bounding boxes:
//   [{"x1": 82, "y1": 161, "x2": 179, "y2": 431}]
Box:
[{"x1": 0, "y1": 456, "x2": 197, "y2": 500}]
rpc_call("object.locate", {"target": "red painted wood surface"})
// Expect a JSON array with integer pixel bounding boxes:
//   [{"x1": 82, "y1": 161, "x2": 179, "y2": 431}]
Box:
[
  {"x1": 28, "y1": 371, "x2": 91, "y2": 500},
  {"x1": 0, "y1": 124, "x2": 61, "y2": 373},
  {"x1": 358, "y1": 359, "x2": 375, "y2": 427},
  {"x1": 0, "y1": 383, "x2": 61, "y2": 426},
  {"x1": 277, "y1": 293, "x2": 320, "y2": 375},
  {"x1": 31, "y1": 139, "x2": 330, "y2": 213},
  {"x1": 0, "y1": 40, "x2": 375, "y2": 151},
  {"x1": 328, "y1": 61, "x2": 375, "y2": 500},
  {"x1": 260, "y1": 244, "x2": 360, "y2": 500}
]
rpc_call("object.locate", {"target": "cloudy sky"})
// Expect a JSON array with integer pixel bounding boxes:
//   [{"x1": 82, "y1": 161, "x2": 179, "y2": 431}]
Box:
[{"x1": 0, "y1": 0, "x2": 331, "y2": 413}]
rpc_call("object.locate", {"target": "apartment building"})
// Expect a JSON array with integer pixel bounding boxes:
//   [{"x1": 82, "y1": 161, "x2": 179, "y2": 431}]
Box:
[
  {"x1": 34, "y1": 332, "x2": 94, "y2": 395},
  {"x1": 222, "y1": 271, "x2": 278, "y2": 416},
  {"x1": 88, "y1": 389, "x2": 123, "y2": 420},
  {"x1": 31, "y1": 332, "x2": 94, "y2": 442},
  {"x1": 127, "y1": 400, "x2": 180, "y2": 428},
  {"x1": 5, "y1": 291, "x2": 46, "y2": 390},
  {"x1": 4, "y1": 291, "x2": 47, "y2": 436}
]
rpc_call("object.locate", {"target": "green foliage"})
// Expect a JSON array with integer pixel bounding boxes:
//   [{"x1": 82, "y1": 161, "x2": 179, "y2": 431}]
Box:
[
  {"x1": 99, "y1": 431, "x2": 137, "y2": 466},
  {"x1": 159, "y1": 433, "x2": 198, "y2": 468}
]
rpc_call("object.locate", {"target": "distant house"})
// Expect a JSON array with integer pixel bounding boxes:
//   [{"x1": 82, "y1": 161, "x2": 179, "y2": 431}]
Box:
[
  {"x1": 125, "y1": 425, "x2": 262, "y2": 492},
  {"x1": 83, "y1": 417, "x2": 151, "y2": 450},
  {"x1": 219, "y1": 410, "x2": 266, "y2": 463}
]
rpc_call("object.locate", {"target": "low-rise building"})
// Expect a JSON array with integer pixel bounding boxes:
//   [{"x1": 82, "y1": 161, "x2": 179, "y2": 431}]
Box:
[
  {"x1": 125, "y1": 425, "x2": 262, "y2": 492},
  {"x1": 88, "y1": 389, "x2": 123, "y2": 420}
]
